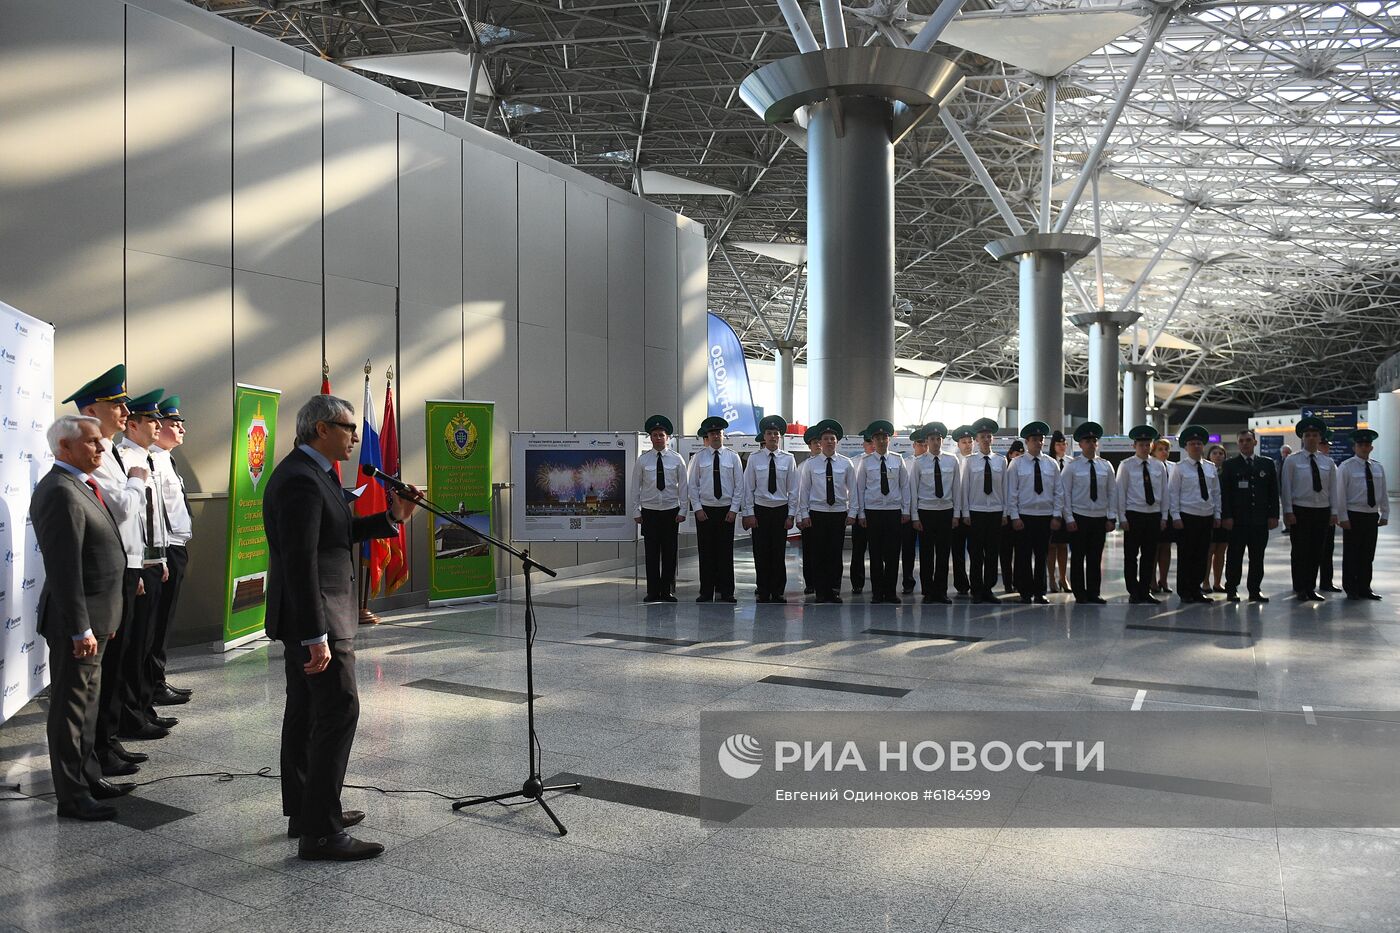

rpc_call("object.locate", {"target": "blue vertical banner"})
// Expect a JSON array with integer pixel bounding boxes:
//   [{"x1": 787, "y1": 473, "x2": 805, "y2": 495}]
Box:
[{"x1": 707, "y1": 313, "x2": 758, "y2": 435}]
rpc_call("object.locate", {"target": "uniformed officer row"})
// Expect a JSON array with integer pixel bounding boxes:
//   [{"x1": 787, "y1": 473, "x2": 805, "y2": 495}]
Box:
[{"x1": 633, "y1": 413, "x2": 1388, "y2": 608}]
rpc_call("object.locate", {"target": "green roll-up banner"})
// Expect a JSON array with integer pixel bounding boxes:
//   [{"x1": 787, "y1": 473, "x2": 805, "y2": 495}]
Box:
[
  {"x1": 223, "y1": 384, "x2": 281, "y2": 649},
  {"x1": 425, "y1": 399, "x2": 497, "y2": 604}
]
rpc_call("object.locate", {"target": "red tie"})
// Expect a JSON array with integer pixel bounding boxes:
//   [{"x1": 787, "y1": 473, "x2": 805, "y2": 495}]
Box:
[{"x1": 85, "y1": 479, "x2": 106, "y2": 506}]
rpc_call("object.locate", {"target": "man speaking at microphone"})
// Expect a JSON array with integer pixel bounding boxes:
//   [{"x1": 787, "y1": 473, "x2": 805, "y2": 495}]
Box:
[{"x1": 263, "y1": 395, "x2": 418, "y2": 861}]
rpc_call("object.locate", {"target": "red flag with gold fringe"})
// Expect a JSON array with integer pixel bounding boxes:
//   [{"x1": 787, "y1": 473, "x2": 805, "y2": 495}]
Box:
[{"x1": 380, "y1": 369, "x2": 409, "y2": 595}]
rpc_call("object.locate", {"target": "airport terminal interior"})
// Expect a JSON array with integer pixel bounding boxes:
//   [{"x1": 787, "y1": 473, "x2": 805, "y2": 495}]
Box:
[{"x1": 3, "y1": 0, "x2": 1400, "y2": 931}]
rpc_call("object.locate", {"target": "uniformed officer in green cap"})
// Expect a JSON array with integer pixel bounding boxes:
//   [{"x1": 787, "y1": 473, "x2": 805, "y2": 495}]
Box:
[
  {"x1": 147, "y1": 396, "x2": 195, "y2": 704},
  {"x1": 853, "y1": 420, "x2": 910, "y2": 603},
  {"x1": 742, "y1": 415, "x2": 798, "y2": 602},
  {"x1": 688, "y1": 416, "x2": 746, "y2": 602},
  {"x1": 847, "y1": 426, "x2": 876, "y2": 594},
  {"x1": 1334, "y1": 427, "x2": 1386, "y2": 599},
  {"x1": 635, "y1": 415, "x2": 687, "y2": 602},
  {"x1": 1005, "y1": 421, "x2": 1060, "y2": 602},
  {"x1": 910, "y1": 422, "x2": 959, "y2": 603},
  {"x1": 1281, "y1": 416, "x2": 1336, "y2": 601},
  {"x1": 1167, "y1": 425, "x2": 1221, "y2": 604},
  {"x1": 796, "y1": 420, "x2": 854, "y2": 602},
  {"x1": 1059, "y1": 422, "x2": 1117, "y2": 603},
  {"x1": 949, "y1": 425, "x2": 976, "y2": 596},
  {"x1": 1219, "y1": 428, "x2": 1279, "y2": 602},
  {"x1": 799, "y1": 424, "x2": 822, "y2": 595},
  {"x1": 961, "y1": 417, "x2": 1007, "y2": 602},
  {"x1": 1116, "y1": 424, "x2": 1170, "y2": 603},
  {"x1": 901, "y1": 425, "x2": 929, "y2": 594}
]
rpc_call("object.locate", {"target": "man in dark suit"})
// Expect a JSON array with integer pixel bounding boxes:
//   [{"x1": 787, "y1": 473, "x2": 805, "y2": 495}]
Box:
[
  {"x1": 1220, "y1": 428, "x2": 1279, "y2": 602},
  {"x1": 31, "y1": 415, "x2": 134, "y2": 820},
  {"x1": 264, "y1": 394, "x2": 416, "y2": 861}
]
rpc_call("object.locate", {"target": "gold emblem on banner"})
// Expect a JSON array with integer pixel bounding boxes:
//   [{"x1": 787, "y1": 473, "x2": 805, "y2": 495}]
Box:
[
  {"x1": 444, "y1": 411, "x2": 478, "y2": 460},
  {"x1": 247, "y1": 401, "x2": 268, "y2": 489}
]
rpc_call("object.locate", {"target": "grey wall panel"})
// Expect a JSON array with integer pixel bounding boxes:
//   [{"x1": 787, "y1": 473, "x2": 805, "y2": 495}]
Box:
[
  {"x1": 232, "y1": 270, "x2": 323, "y2": 456},
  {"x1": 463, "y1": 145, "x2": 518, "y2": 322},
  {"x1": 565, "y1": 184, "x2": 608, "y2": 340},
  {"x1": 517, "y1": 164, "x2": 565, "y2": 330},
  {"x1": 324, "y1": 274, "x2": 397, "y2": 452},
  {"x1": 607, "y1": 204, "x2": 647, "y2": 431},
  {"x1": 518, "y1": 322, "x2": 566, "y2": 431},
  {"x1": 645, "y1": 347, "x2": 679, "y2": 420},
  {"x1": 171, "y1": 497, "x2": 229, "y2": 648},
  {"x1": 607, "y1": 341, "x2": 645, "y2": 432},
  {"x1": 124, "y1": 250, "x2": 233, "y2": 493},
  {"x1": 644, "y1": 215, "x2": 678, "y2": 351},
  {"x1": 0, "y1": 0, "x2": 125, "y2": 404},
  {"x1": 323, "y1": 85, "x2": 397, "y2": 287},
  {"x1": 233, "y1": 48, "x2": 322, "y2": 284},
  {"x1": 678, "y1": 230, "x2": 710, "y2": 436},
  {"x1": 399, "y1": 298, "x2": 464, "y2": 484},
  {"x1": 126, "y1": 5, "x2": 232, "y2": 266},
  {"x1": 399, "y1": 117, "x2": 462, "y2": 312},
  {"x1": 565, "y1": 333, "x2": 609, "y2": 430}
]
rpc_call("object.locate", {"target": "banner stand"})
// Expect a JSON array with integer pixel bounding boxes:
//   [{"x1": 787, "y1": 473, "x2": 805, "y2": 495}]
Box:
[
  {"x1": 425, "y1": 400, "x2": 498, "y2": 605},
  {"x1": 221, "y1": 383, "x2": 280, "y2": 652}
]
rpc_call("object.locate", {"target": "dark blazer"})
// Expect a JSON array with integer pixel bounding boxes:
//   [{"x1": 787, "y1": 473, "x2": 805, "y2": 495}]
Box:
[
  {"x1": 1219, "y1": 454, "x2": 1280, "y2": 525},
  {"x1": 263, "y1": 447, "x2": 397, "y2": 643},
  {"x1": 31, "y1": 466, "x2": 126, "y2": 639}
]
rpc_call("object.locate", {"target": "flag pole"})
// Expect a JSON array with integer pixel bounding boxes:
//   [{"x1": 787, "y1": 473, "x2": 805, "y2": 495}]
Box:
[{"x1": 359, "y1": 358, "x2": 381, "y2": 626}]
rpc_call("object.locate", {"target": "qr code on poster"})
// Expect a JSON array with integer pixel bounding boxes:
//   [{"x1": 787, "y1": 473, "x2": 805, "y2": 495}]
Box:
[{"x1": 569, "y1": 519, "x2": 582, "y2": 530}]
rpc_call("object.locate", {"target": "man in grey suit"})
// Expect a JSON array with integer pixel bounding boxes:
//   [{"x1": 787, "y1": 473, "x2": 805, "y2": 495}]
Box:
[
  {"x1": 263, "y1": 394, "x2": 416, "y2": 861},
  {"x1": 31, "y1": 415, "x2": 134, "y2": 820}
]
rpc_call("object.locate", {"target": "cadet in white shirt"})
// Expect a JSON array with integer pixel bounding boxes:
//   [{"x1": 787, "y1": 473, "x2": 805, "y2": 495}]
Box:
[
  {"x1": 900, "y1": 426, "x2": 929, "y2": 595},
  {"x1": 1167, "y1": 425, "x2": 1222, "y2": 604},
  {"x1": 689, "y1": 416, "x2": 747, "y2": 603},
  {"x1": 796, "y1": 420, "x2": 855, "y2": 603},
  {"x1": 910, "y1": 421, "x2": 960, "y2": 604},
  {"x1": 1006, "y1": 421, "x2": 1061, "y2": 603},
  {"x1": 1333, "y1": 428, "x2": 1387, "y2": 601},
  {"x1": 147, "y1": 397, "x2": 194, "y2": 706},
  {"x1": 1116, "y1": 425, "x2": 1170, "y2": 603},
  {"x1": 854, "y1": 420, "x2": 911, "y2": 604},
  {"x1": 950, "y1": 425, "x2": 976, "y2": 596},
  {"x1": 848, "y1": 435, "x2": 875, "y2": 594},
  {"x1": 634, "y1": 414, "x2": 688, "y2": 603},
  {"x1": 799, "y1": 427, "x2": 821, "y2": 595},
  {"x1": 960, "y1": 417, "x2": 1007, "y2": 603},
  {"x1": 742, "y1": 415, "x2": 799, "y2": 603},
  {"x1": 1059, "y1": 422, "x2": 1117, "y2": 604},
  {"x1": 1281, "y1": 416, "x2": 1337, "y2": 602}
]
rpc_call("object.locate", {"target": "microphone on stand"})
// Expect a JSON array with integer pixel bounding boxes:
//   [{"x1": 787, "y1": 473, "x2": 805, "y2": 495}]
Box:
[{"x1": 360, "y1": 463, "x2": 423, "y2": 501}]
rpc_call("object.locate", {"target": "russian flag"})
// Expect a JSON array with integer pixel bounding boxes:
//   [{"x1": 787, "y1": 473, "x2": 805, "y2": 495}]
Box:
[{"x1": 356, "y1": 376, "x2": 391, "y2": 595}]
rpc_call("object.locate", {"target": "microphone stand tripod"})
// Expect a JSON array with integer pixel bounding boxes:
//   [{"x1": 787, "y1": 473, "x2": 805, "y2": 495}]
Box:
[{"x1": 365, "y1": 467, "x2": 580, "y2": 835}]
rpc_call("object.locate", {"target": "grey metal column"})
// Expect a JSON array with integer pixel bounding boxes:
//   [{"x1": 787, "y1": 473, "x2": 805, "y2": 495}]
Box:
[
  {"x1": 773, "y1": 340, "x2": 797, "y2": 420},
  {"x1": 1068, "y1": 310, "x2": 1138, "y2": 433},
  {"x1": 1122, "y1": 362, "x2": 1152, "y2": 430},
  {"x1": 1376, "y1": 391, "x2": 1400, "y2": 498},
  {"x1": 741, "y1": 48, "x2": 963, "y2": 428},
  {"x1": 985, "y1": 233, "x2": 1098, "y2": 428}
]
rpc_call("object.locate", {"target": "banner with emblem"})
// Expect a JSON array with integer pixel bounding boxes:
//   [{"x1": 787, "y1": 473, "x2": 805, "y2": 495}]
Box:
[
  {"x1": 0, "y1": 299, "x2": 54, "y2": 724},
  {"x1": 222, "y1": 384, "x2": 280, "y2": 650},
  {"x1": 425, "y1": 400, "x2": 495, "y2": 604}
]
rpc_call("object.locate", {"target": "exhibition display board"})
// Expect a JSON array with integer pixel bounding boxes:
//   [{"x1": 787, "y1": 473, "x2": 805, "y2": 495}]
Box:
[
  {"x1": 222, "y1": 384, "x2": 279, "y2": 650},
  {"x1": 510, "y1": 432, "x2": 640, "y2": 542},
  {"x1": 426, "y1": 400, "x2": 497, "y2": 604}
]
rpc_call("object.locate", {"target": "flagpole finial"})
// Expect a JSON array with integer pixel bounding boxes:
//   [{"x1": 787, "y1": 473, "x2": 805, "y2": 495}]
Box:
[
  {"x1": 322, "y1": 359, "x2": 329, "y2": 378},
  {"x1": 364, "y1": 358, "x2": 372, "y2": 378},
  {"x1": 386, "y1": 366, "x2": 393, "y2": 383}
]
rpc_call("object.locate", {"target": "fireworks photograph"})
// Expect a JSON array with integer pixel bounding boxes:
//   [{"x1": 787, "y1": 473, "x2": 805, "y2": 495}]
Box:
[{"x1": 524, "y1": 448, "x2": 627, "y2": 516}]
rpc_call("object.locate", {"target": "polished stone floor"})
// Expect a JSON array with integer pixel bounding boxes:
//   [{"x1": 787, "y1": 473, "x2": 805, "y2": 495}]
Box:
[{"x1": 3, "y1": 526, "x2": 1400, "y2": 932}]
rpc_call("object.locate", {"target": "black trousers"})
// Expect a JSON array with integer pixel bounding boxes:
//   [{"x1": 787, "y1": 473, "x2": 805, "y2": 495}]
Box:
[
  {"x1": 45, "y1": 632, "x2": 107, "y2": 807},
  {"x1": 1320, "y1": 523, "x2": 1336, "y2": 587},
  {"x1": 96, "y1": 569, "x2": 140, "y2": 757},
  {"x1": 967, "y1": 511, "x2": 1002, "y2": 595},
  {"x1": 1291, "y1": 506, "x2": 1332, "y2": 596},
  {"x1": 800, "y1": 525, "x2": 814, "y2": 590},
  {"x1": 864, "y1": 509, "x2": 904, "y2": 600},
  {"x1": 1014, "y1": 515, "x2": 1053, "y2": 597},
  {"x1": 900, "y1": 522, "x2": 918, "y2": 590},
  {"x1": 1122, "y1": 511, "x2": 1163, "y2": 599},
  {"x1": 849, "y1": 522, "x2": 867, "y2": 591},
  {"x1": 695, "y1": 504, "x2": 736, "y2": 598},
  {"x1": 148, "y1": 544, "x2": 188, "y2": 689},
  {"x1": 809, "y1": 511, "x2": 848, "y2": 598},
  {"x1": 640, "y1": 507, "x2": 679, "y2": 598},
  {"x1": 951, "y1": 522, "x2": 971, "y2": 593},
  {"x1": 1175, "y1": 514, "x2": 1214, "y2": 599},
  {"x1": 1342, "y1": 511, "x2": 1380, "y2": 596},
  {"x1": 281, "y1": 637, "x2": 359, "y2": 839},
  {"x1": 917, "y1": 508, "x2": 954, "y2": 598},
  {"x1": 1225, "y1": 523, "x2": 1269, "y2": 595},
  {"x1": 750, "y1": 505, "x2": 789, "y2": 599},
  {"x1": 1000, "y1": 526, "x2": 1017, "y2": 590},
  {"x1": 1069, "y1": 514, "x2": 1109, "y2": 598},
  {"x1": 120, "y1": 565, "x2": 164, "y2": 732}
]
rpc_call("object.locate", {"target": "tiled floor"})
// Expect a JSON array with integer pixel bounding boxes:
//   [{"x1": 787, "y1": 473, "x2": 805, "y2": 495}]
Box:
[{"x1": 3, "y1": 526, "x2": 1400, "y2": 932}]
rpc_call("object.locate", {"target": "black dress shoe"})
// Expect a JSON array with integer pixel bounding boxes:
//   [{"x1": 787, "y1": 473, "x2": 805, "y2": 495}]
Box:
[
  {"x1": 89, "y1": 779, "x2": 135, "y2": 800},
  {"x1": 902, "y1": 584, "x2": 916, "y2": 595},
  {"x1": 153, "y1": 686, "x2": 190, "y2": 706},
  {"x1": 771, "y1": 596, "x2": 787, "y2": 604},
  {"x1": 57, "y1": 798, "x2": 117, "y2": 821},
  {"x1": 1298, "y1": 592, "x2": 1324, "y2": 602},
  {"x1": 1225, "y1": 591, "x2": 1241, "y2": 603},
  {"x1": 870, "y1": 596, "x2": 886, "y2": 605},
  {"x1": 718, "y1": 596, "x2": 738, "y2": 604},
  {"x1": 887, "y1": 595, "x2": 902, "y2": 605},
  {"x1": 1248, "y1": 593, "x2": 1269, "y2": 603},
  {"x1": 828, "y1": 594, "x2": 843, "y2": 604},
  {"x1": 1321, "y1": 584, "x2": 1343, "y2": 593},
  {"x1": 161, "y1": 682, "x2": 193, "y2": 697},
  {"x1": 109, "y1": 743, "x2": 148, "y2": 764},
  {"x1": 1018, "y1": 595, "x2": 1032, "y2": 604},
  {"x1": 1089, "y1": 596, "x2": 1108, "y2": 605},
  {"x1": 642, "y1": 594, "x2": 663, "y2": 603},
  {"x1": 148, "y1": 714, "x2": 178, "y2": 729},
  {"x1": 661, "y1": 594, "x2": 678, "y2": 603},
  {"x1": 850, "y1": 587, "x2": 863, "y2": 595},
  {"x1": 931, "y1": 595, "x2": 952, "y2": 604},
  {"x1": 1366, "y1": 592, "x2": 1383, "y2": 600},
  {"x1": 695, "y1": 595, "x2": 712, "y2": 603},
  {"x1": 297, "y1": 832, "x2": 384, "y2": 862},
  {"x1": 754, "y1": 595, "x2": 770, "y2": 604},
  {"x1": 100, "y1": 758, "x2": 140, "y2": 778},
  {"x1": 804, "y1": 586, "x2": 815, "y2": 595},
  {"x1": 118, "y1": 722, "x2": 169, "y2": 741},
  {"x1": 814, "y1": 595, "x2": 831, "y2": 604},
  {"x1": 289, "y1": 809, "x2": 365, "y2": 839},
  {"x1": 1031, "y1": 595, "x2": 1050, "y2": 605}
]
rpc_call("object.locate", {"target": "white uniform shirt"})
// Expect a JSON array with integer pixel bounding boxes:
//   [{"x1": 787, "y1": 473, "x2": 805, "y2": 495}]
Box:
[
  {"x1": 688, "y1": 445, "x2": 747, "y2": 513},
  {"x1": 94, "y1": 436, "x2": 152, "y2": 570},
  {"x1": 1168, "y1": 455, "x2": 1221, "y2": 520},
  {"x1": 855, "y1": 451, "x2": 912, "y2": 518},
  {"x1": 1280, "y1": 449, "x2": 1336, "y2": 512},
  {"x1": 1059, "y1": 456, "x2": 1118, "y2": 521},
  {"x1": 1333, "y1": 455, "x2": 1389, "y2": 520},
  {"x1": 796, "y1": 453, "x2": 855, "y2": 522},
  {"x1": 1115, "y1": 455, "x2": 1170, "y2": 524},
  {"x1": 909, "y1": 451, "x2": 961, "y2": 515},
  {"x1": 634, "y1": 447, "x2": 689, "y2": 516},
  {"x1": 1005, "y1": 451, "x2": 1061, "y2": 519},
  {"x1": 743, "y1": 447, "x2": 799, "y2": 516},
  {"x1": 960, "y1": 450, "x2": 1007, "y2": 514},
  {"x1": 148, "y1": 447, "x2": 193, "y2": 546},
  {"x1": 119, "y1": 436, "x2": 169, "y2": 561}
]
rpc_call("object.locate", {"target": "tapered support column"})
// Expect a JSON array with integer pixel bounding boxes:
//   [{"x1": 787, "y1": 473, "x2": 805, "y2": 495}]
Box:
[
  {"x1": 1123, "y1": 362, "x2": 1152, "y2": 431},
  {"x1": 1376, "y1": 392, "x2": 1400, "y2": 498},
  {"x1": 773, "y1": 340, "x2": 797, "y2": 420},
  {"x1": 1069, "y1": 310, "x2": 1138, "y2": 433},
  {"x1": 986, "y1": 232, "x2": 1098, "y2": 428}
]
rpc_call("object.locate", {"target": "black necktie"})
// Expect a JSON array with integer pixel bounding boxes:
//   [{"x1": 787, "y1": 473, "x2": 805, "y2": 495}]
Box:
[
  {"x1": 144, "y1": 455, "x2": 157, "y2": 551},
  {"x1": 656, "y1": 450, "x2": 665, "y2": 491},
  {"x1": 1033, "y1": 458, "x2": 1043, "y2": 495},
  {"x1": 768, "y1": 452, "x2": 778, "y2": 494},
  {"x1": 1366, "y1": 461, "x2": 1376, "y2": 507},
  {"x1": 1089, "y1": 460, "x2": 1098, "y2": 501},
  {"x1": 826, "y1": 457, "x2": 835, "y2": 506},
  {"x1": 881, "y1": 456, "x2": 890, "y2": 496},
  {"x1": 1197, "y1": 460, "x2": 1209, "y2": 501},
  {"x1": 933, "y1": 456, "x2": 943, "y2": 498},
  {"x1": 983, "y1": 456, "x2": 992, "y2": 495},
  {"x1": 1310, "y1": 454, "x2": 1322, "y2": 493},
  {"x1": 1143, "y1": 460, "x2": 1155, "y2": 506},
  {"x1": 713, "y1": 449, "x2": 723, "y2": 500}
]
